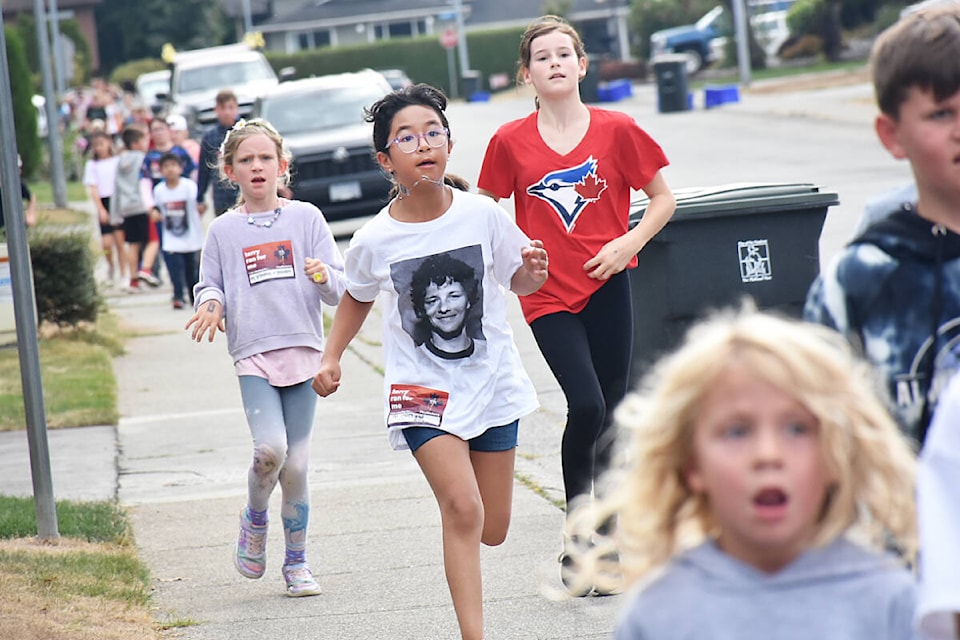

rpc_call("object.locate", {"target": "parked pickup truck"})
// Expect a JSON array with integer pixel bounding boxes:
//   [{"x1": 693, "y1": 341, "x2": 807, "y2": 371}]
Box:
[{"x1": 650, "y1": 1, "x2": 794, "y2": 75}]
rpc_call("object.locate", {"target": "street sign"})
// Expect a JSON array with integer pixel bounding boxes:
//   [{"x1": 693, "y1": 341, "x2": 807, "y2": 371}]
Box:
[{"x1": 440, "y1": 28, "x2": 458, "y2": 50}]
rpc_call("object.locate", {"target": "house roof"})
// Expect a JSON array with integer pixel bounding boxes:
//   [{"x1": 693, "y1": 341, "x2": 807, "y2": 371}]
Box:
[{"x1": 260, "y1": 0, "x2": 627, "y2": 32}]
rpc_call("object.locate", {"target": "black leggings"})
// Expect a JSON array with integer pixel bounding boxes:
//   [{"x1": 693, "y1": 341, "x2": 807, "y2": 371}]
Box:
[{"x1": 530, "y1": 270, "x2": 633, "y2": 507}]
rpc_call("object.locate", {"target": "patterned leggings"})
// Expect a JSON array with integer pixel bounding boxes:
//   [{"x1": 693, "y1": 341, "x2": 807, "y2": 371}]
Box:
[{"x1": 238, "y1": 376, "x2": 316, "y2": 558}]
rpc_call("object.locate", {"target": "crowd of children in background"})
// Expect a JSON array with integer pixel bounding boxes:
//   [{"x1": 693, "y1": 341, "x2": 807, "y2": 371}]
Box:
[{"x1": 76, "y1": 84, "x2": 242, "y2": 309}]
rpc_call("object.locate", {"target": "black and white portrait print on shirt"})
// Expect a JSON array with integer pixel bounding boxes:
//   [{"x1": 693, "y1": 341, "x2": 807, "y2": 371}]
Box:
[{"x1": 390, "y1": 245, "x2": 486, "y2": 360}]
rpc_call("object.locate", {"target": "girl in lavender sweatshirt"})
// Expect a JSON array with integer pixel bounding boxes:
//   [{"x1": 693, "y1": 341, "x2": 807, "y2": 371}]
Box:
[{"x1": 185, "y1": 118, "x2": 346, "y2": 598}]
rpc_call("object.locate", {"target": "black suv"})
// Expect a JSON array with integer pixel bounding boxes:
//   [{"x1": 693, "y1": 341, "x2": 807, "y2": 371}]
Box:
[{"x1": 253, "y1": 70, "x2": 393, "y2": 222}]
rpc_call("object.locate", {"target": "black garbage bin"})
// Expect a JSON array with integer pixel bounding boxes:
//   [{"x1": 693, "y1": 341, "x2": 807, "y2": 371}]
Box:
[
  {"x1": 580, "y1": 55, "x2": 600, "y2": 103},
  {"x1": 652, "y1": 54, "x2": 689, "y2": 113},
  {"x1": 627, "y1": 182, "x2": 839, "y2": 385},
  {"x1": 461, "y1": 70, "x2": 483, "y2": 100}
]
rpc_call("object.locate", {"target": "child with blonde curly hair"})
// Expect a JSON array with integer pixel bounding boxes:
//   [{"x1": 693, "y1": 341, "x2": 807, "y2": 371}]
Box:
[{"x1": 567, "y1": 306, "x2": 918, "y2": 639}]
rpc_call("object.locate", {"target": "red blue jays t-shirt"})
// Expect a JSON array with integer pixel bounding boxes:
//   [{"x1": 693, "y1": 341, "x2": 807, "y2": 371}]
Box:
[{"x1": 478, "y1": 107, "x2": 668, "y2": 324}]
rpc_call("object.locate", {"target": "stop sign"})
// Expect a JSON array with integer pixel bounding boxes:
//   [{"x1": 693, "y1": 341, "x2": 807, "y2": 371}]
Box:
[{"x1": 440, "y1": 28, "x2": 458, "y2": 50}]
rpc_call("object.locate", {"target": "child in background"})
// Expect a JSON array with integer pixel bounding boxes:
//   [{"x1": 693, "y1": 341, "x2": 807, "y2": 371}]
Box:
[
  {"x1": 566, "y1": 307, "x2": 918, "y2": 639},
  {"x1": 477, "y1": 17, "x2": 675, "y2": 583},
  {"x1": 141, "y1": 117, "x2": 196, "y2": 286},
  {"x1": 151, "y1": 152, "x2": 203, "y2": 309},
  {"x1": 110, "y1": 125, "x2": 152, "y2": 293},
  {"x1": 167, "y1": 114, "x2": 200, "y2": 181},
  {"x1": 185, "y1": 118, "x2": 345, "y2": 598},
  {"x1": 312, "y1": 84, "x2": 548, "y2": 640},
  {"x1": 197, "y1": 89, "x2": 242, "y2": 217},
  {"x1": 804, "y1": 4, "x2": 960, "y2": 445},
  {"x1": 83, "y1": 130, "x2": 125, "y2": 286}
]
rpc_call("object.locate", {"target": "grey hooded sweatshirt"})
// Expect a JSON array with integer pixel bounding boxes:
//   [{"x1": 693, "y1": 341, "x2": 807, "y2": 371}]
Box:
[{"x1": 615, "y1": 537, "x2": 916, "y2": 640}]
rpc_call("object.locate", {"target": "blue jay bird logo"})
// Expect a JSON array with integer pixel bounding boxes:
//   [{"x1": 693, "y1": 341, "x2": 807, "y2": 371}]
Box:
[{"x1": 526, "y1": 156, "x2": 608, "y2": 232}]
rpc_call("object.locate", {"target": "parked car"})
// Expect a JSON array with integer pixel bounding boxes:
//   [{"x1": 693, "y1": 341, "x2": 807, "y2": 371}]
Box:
[
  {"x1": 650, "y1": 0, "x2": 795, "y2": 74},
  {"x1": 253, "y1": 70, "x2": 394, "y2": 222},
  {"x1": 377, "y1": 68, "x2": 413, "y2": 90},
  {"x1": 135, "y1": 69, "x2": 171, "y2": 115},
  {"x1": 162, "y1": 43, "x2": 281, "y2": 138}
]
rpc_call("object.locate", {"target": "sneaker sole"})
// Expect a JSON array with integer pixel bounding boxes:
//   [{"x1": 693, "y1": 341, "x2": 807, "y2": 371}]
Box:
[
  {"x1": 234, "y1": 552, "x2": 265, "y2": 579},
  {"x1": 286, "y1": 585, "x2": 322, "y2": 597}
]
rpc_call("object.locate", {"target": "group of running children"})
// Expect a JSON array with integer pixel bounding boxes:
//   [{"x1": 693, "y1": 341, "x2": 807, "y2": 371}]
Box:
[{"x1": 168, "y1": 8, "x2": 960, "y2": 640}]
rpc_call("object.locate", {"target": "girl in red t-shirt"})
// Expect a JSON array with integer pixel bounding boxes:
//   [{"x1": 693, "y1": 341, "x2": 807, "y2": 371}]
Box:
[{"x1": 478, "y1": 15, "x2": 676, "y2": 596}]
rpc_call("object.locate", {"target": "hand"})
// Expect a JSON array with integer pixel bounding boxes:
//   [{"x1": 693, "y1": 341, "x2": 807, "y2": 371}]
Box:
[
  {"x1": 583, "y1": 235, "x2": 634, "y2": 280},
  {"x1": 98, "y1": 208, "x2": 109, "y2": 224},
  {"x1": 520, "y1": 239, "x2": 548, "y2": 285},
  {"x1": 197, "y1": 202, "x2": 207, "y2": 215},
  {"x1": 305, "y1": 257, "x2": 328, "y2": 284},
  {"x1": 312, "y1": 362, "x2": 342, "y2": 397},
  {"x1": 185, "y1": 299, "x2": 225, "y2": 343}
]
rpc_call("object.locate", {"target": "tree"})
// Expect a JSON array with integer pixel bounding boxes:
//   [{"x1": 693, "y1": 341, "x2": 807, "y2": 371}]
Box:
[
  {"x1": 14, "y1": 14, "x2": 93, "y2": 89},
  {"x1": 95, "y1": 0, "x2": 232, "y2": 74},
  {"x1": 5, "y1": 26, "x2": 40, "y2": 180}
]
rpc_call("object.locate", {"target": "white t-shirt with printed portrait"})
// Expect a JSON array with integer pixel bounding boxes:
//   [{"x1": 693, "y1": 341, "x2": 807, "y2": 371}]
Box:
[{"x1": 345, "y1": 188, "x2": 539, "y2": 450}]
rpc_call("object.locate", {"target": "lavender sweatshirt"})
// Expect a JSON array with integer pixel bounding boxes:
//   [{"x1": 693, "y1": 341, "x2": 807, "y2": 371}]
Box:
[
  {"x1": 615, "y1": 537, "x2": 917, "y2": 640},
  {"x1": 194, "y1": 200, "x2": 346, "y2": 362}
]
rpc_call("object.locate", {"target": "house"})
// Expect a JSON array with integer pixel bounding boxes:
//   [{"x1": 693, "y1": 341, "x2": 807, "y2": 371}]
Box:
[
  {"x1": 220, "y1": 0, "x2": 632, "y2": 61},
  {"x1": 2, "y1": 0, "x2": 103, "y2": 71}
]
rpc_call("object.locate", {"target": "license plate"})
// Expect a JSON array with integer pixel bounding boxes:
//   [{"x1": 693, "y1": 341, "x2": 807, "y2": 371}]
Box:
[{"x1": 330, "y1": 181, "x2": 361, "y2": 202}]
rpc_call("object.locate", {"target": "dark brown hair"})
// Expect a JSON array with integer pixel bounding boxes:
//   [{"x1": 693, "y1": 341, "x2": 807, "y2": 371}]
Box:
[{"x1": 871, "y1": 5, "x2": 960, "y2": 117}]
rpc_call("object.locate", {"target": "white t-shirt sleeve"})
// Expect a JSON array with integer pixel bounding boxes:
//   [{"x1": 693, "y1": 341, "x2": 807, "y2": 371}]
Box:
[
  {"x1": 343, "y1": 240, "x2": 381, "y2": 303},
  {"x1": 487, "y1": 200, "x2": 530, "y2": 288},
  {"x1": 917, "y1": 371, "x2": 960, "y2": 639}
]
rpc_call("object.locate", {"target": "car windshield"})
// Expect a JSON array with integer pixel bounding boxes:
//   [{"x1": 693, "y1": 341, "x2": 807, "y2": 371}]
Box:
[
  {"x1": 177, "y1": 59, "x2": 274, "y2": 94},
  {"x1": 260, "y1": 85, "x2": 385, "y2": 135}
]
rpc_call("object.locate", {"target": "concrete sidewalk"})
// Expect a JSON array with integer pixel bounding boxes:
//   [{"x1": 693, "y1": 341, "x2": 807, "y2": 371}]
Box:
[{"x1": 105, "y1": 278, "x2": 617, "y2": 639}]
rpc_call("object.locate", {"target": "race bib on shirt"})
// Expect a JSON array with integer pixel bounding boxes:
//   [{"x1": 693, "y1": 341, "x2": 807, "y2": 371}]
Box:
[
  {"x1": 387, "y1": 384, "x2": 449, "y2": 428},
  {"x1": 243, "y1": 241, "x2": 295, "y2": 285}
]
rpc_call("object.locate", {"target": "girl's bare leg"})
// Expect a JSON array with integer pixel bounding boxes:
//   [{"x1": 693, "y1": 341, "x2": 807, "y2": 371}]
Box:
[{"x1": 413, "y1": 436, "x2": 485, "y2": 640}]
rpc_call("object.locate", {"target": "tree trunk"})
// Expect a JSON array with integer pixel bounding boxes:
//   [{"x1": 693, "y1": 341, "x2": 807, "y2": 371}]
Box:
[{"x1": 822, "y1": 0, "x2": 843, "y2": 62}]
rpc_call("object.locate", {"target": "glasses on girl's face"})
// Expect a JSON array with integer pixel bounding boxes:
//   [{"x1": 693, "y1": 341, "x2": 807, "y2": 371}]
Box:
[{"x1": 387, "y1": 127, "x2": 449, "y2": 153}]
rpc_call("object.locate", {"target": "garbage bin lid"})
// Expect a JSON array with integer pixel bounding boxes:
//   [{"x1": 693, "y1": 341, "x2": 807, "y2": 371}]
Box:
[
  {"x1": 651, "y1": 53, "x2": 692, "y2": 66},
  {"x1": 630, "y1": 182, "x2": 839, "y2": 222}
]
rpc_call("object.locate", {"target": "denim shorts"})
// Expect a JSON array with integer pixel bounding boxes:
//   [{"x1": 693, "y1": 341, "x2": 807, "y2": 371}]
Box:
[{"x1": 402, "y1": 420, "x2": 519, "y2": 453}]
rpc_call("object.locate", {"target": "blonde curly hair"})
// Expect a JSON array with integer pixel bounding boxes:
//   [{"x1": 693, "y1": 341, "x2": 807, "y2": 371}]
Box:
[{"x1": 568, "y1": 304, "x2": 917, "y2": 592}]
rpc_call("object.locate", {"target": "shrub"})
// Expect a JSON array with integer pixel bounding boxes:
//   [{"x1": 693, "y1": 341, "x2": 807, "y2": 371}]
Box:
[{"x1": 29, "y1": 230, "x2": 100, "y2": 327}]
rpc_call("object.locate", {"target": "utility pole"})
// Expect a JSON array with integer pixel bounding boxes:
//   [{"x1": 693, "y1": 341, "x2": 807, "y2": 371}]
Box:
[
  {"x1": 732, "y1": 0, "x2": 752, "y2": 86},
  {"x1": 242, "y1": 0, "x2": 253, "y2": 34},
  {"x1": 33, "y1": 0, "x2": 68, "y2": 207},
  {"x1": 451, "y1": 0, "x2": 470, "y2": 76},
  {"x1": 0, "y1": 13, "x2": 60, "y2": 543},
  {"x1": 49, "y1": 0, "x2": 65, "y2": 96}
]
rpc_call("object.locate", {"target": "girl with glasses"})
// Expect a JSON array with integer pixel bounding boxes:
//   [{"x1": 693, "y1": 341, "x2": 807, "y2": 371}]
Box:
[{"x1": 313, "y1": 83, "x2": 549, "y2": 640}]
